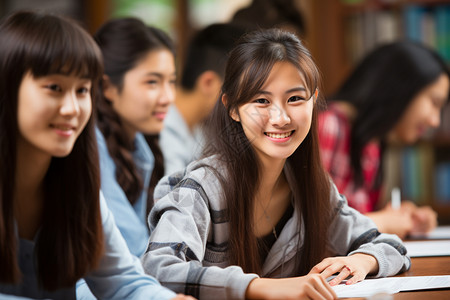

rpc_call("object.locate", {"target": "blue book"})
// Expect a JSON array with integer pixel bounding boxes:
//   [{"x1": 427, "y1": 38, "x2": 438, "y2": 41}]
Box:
[
  {"x1": 435, "y1": 5, "x2": 450, "y2": 62},
  {"x1": 403, "y1": 5, "x2": 425, "y2": 43}
]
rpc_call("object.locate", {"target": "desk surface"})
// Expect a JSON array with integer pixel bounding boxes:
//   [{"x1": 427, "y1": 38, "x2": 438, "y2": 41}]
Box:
[{"x1": 343, "y1": 256, "x2": 450, "y2": 299}]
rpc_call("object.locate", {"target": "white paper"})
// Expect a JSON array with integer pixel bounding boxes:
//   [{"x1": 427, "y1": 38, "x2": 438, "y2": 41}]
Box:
[
  {"x1": 332, "y1": 275, "x2": 450, "y2": 298},
  {"x1": 404, "y1": 240, "x2": 450, "y2": 257},
  {"x1": 408, "y1": 225, "x2": 450, "y2": 240}
]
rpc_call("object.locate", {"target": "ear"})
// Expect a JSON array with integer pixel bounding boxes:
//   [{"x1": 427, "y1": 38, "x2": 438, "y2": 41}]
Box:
[
  {"x1": 313, "y1": 89, "x2": 319, "y2": 104},
  {"x1": 222, "y1": 94, "x2": 240, "y2": 122},
  {"x1": 197, "y1": 70, "x2": 222, "y2": 96},
  {"x1": 102, "y1": 75, "x2": 119, "y2": 103}
]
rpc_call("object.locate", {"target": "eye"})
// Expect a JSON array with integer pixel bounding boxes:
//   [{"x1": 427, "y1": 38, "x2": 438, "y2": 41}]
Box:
[
  {"x1": 77, "y1": 87, "x2": 90, "y2": 95},
  {"x1": 431, "y1": 97, "x2": 445, "y2": 109},
  {"x1": 253, "y1": 98, "x2": 269, "y2": 104},
  {"x1": 46, "y1": 84, "x2": 62, "y2": 92},
  {"x1": 288, "y1": 95, "x2": 307, "y2": 103},
  {"x1": 146, "y1": 79, "x2": 159, "y2": 85}
]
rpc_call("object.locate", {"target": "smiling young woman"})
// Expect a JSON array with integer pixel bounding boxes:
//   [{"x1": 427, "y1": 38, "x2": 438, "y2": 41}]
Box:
[
  {"x1": 94, "y1": 17, "x2": 176, "y2": 258},
  {"x1": 0, "y1": 10, "x2": 191, "y2": 300},
  {"x1": 141, "y1": 29, "x2": 411, "y2": 300}
]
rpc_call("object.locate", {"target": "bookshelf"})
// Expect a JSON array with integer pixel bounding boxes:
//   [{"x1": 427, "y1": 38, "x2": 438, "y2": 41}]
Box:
[
  {"x1": 304, "y1": 0, "x2": 450, "y2": 224},
  {"x1": 306, "y1": 0, "x2": 450, "y2": 97}
]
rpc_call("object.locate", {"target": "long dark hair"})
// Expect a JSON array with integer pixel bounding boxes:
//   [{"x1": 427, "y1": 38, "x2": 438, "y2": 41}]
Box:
[
  {"x1": 94, "y1": 18, "x2": 175, "y2": 213},
  {"x1": 0, "y1": 11, "x2": 104, "y2": 290},
  {"x1": 203, "y1": 29, "x2": 332, "y2": 275},
  {"x1": 333, "y1": 41, "x2": 450, "y2": 188}
]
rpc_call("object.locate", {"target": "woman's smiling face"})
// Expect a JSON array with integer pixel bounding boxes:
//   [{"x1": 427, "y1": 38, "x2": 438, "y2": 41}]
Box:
[
  {"x1": 232, "y1": 61, "x2": 315, "y2": 164},
  {"x1": 17, "y1": 72, "x2": 92, "y2": 158}
]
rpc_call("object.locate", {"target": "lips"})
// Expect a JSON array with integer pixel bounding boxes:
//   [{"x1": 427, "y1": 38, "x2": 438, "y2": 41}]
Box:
[
  {"x1": 50, "y1": 123, "x2": 77, "y2": 137},
  {"x1": 51, "y1": 124, "x2": 76, "y2": 131},
  {"x1": 264, "y1": 131, "x2": 294, "y2": 139},
  {"x1": 153, "y1": 111, "x2": 167, "y2": 120}
]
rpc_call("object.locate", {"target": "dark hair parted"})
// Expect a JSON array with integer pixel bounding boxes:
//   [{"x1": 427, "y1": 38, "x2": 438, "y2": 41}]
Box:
[
  {"x1": 0, "y1": 11, "x2": 104, "y2": 289},
  {"x1": 180, "y1": 23, "x2": 247, "y2": 90},
  {"x1": 231, "y1": 0, "x2": 305, "y2": 37},
  {"x1": 333, "y1": 41, "x2": 450, "y2": 188},
  {"x1": 94, "y1": 17, "x2": 175, "y2": 213},
  {"x1": 203, "y1": 29, "x2": 332, "y2": 275}
]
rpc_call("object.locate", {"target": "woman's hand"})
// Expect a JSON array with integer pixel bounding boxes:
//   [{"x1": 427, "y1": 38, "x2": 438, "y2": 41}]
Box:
[
  {"x1": 246, "y1": 275, "x2": 336, "y2": 300},
  {"x1": 310, "y1": 253, "x2": 378, "y2": 286},
  {"x1": 366, "y1": 206, "x2": 414, "y2": 239},
  {"x1": 400, "y1": 201, "x2": 437, "y2": 234},
  {"x1": 171, "y1": 294, "x2": 197, "y2": 300}
]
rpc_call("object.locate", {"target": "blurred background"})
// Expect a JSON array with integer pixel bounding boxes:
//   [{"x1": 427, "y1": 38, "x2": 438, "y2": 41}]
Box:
[
  {"x1": 1, "y1": 0, "x2": 450, "y2": 222},
  {"x1": 2, "y1": 0, "x2": 449, "y2": 99}
]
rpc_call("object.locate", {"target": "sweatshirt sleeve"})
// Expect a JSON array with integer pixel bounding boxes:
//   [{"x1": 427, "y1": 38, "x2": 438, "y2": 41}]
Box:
[
  {"x1": 141, "y1": 176, "x2": 258, "y2": 300},
  {"x1": 83, "y1": 192, "x2": 176, "y2": 300},
  {"x1": 327, "y1": 183, "x2": 411, "y2": 277}
]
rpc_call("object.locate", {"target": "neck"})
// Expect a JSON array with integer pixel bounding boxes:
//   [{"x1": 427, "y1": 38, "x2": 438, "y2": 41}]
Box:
[
  {"x1": 257, "y1": 157, "x2": 286, "y2": 203},
  {"x1": 175, "y1": 88, "x2": 207, "y2": 131},
  {"x1": 253, "y1": 158, "x2": 291, "y2": 238},
  {"x1": 334, "y1": 101, "x2": 357, "y2": 121}
]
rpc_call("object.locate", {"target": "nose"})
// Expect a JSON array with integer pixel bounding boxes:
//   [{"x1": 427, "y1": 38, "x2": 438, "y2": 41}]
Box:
[
  {"x1": 60, "y1": 91, "x2": 80, "y2": 116},
  {"x1": 159, "y1": 81, "x2": 175, "y2": 106},
  {"x1": 269, "y1": 104, "x2": 291, "y2": 127},
  {"x1": 429, "y1": 108, "x2": 441, "y2": 128}
]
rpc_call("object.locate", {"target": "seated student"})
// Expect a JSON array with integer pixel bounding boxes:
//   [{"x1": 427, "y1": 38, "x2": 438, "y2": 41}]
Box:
[
  {"x1": 94, "y1": 18, "x2": 176, "y2": 257},
  {"x1": 318, "y1": 41, "x2": 449, "y2": 239},
  {"x1": 0, "y1": 10, "x2": 192, "y2": 300},
  {"x1": 141, "y1": 29, "x2": 410, "y2": 300},
  {"x1": 230, "y1": 0, "x2": 305, "y2": 38},
  {"x1": 160, "y1": 23, "x2": 246, "y2": 175}
]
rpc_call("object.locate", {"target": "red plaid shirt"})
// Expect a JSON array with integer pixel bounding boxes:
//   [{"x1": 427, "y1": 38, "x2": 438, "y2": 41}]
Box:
[{"x1": 318, "y1": 104, "x2": 381, "y2": 213}]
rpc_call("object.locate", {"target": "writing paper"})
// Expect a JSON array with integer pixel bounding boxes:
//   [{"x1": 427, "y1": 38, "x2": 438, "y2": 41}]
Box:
[
  {"x1": 404, "y1": 240, "x2": 450, "y2": 257},
  {"x1": 408, "y1": 225, "x2": 450, "y2": 240},
  {"x1": 332, "y1": 275, "x2": 450, "y2": 298}
]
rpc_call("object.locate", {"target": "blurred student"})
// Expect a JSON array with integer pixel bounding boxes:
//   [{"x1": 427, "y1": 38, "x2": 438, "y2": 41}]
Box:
[
  {"x1": 94, "y1": 18, "x2": 176, "y2": 256},
  {"x1": 230, "y1": 0, "x2": 305, "y2": 37},
  {"x1": 142, "y1": 29, "x2": 410, "y2": 300},
  {"x1": 0, "y1": 10, "x2": 192, "y2": 300},
  {"x1": 160, "y1": 23, "x2": 246, "y2": 175},
  {"x1": 318, "y1": 41, "x2": 449, "y2": 239}
]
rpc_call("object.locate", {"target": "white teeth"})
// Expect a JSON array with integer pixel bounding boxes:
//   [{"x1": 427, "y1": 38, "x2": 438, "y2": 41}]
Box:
[
  {"x1": 266, "y1": 131, "x2": 292, "y2": 139},
  {"x1": 53, "y1": 126, "x2": 72, "y2": 131}
]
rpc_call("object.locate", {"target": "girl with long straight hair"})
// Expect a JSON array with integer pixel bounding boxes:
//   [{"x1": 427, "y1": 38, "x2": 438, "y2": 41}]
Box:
[
  {"x1": 142, "y1": 29, "x2": 410, "y2": 299},
  {"x1": 318, "y1": 41, "x2": 449, "y2": 239},
  {"x1": 0, "y1": 10, "x2": 191, "y2": 300},
  {"x1": 94, "y1": 17, "x2": 176, "y2": 257}
]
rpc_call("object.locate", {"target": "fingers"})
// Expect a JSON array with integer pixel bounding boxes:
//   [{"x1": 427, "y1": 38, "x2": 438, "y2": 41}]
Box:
[
  {"x1": 412, "y1": 206, "x2": 438, "y2": 233},
  {"x1": 311, "y1": 259, "x2": 338, "y2": 279},
  {"x1": 171, "y1": 295, "x2": 197, "y2": 300},
  {"x1": 345, "y1": 268, "x2": 366, "y2": 285},
  {"x1": 312, "y1": 258, "x2": 352, "y2": 280},
  {"x1": 328, "y1": 265, "x2": 352, "y2": 286},
  {"x1": 306, "y1": 274, "x2": 337, "y2": 300},
  {"x1": 328, "y1": 264, "x2": 367, "y2": 286}
]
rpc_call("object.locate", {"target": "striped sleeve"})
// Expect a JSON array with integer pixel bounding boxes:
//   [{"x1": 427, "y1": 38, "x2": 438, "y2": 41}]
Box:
[{"x1": 142, "y1": 176, "x2": 258, "y2": 300}]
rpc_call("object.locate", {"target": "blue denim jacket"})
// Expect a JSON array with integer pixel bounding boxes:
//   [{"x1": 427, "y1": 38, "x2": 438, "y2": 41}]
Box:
[
  {"x1": 0, "y1": 192, "x2": 176, "y2": 300},
  {"x1": 96, "y1": 128, "x2": 154, "y2": 257}
]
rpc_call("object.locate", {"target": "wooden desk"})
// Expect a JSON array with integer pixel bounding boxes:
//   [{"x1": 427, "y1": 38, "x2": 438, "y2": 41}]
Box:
[{"x1": 343, "y1": 256, "x2": 450, "y2": 299}]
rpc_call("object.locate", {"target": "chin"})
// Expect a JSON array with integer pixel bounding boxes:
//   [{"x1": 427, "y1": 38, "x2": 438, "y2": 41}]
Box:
[
  {"x1": 143, "y1": 127, "x2": 163, "y2": 135},
  {"x1": 51, "y1": 147, "x2": 75, "y2": 157}
]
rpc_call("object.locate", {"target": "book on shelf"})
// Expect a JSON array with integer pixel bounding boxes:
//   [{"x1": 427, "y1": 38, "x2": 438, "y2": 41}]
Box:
[
  {"x1": 400, "y1": 144, "x2": 434, "y2": 205},
  {"x1": 343, "y1": 3, "x2": 450, "y2": 64}
]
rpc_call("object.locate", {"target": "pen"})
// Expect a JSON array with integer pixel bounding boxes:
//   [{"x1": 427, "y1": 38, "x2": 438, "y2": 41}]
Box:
[{"x1": 391, "y1": 187, "x2": 401, "y2": 210}]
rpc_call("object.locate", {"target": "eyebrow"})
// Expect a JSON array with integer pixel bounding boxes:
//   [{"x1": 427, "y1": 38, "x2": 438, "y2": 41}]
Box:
[
  {"x1": 144, "y1": 72, "x2": 177, "y2": 78},
  {"x1": 257, "y1": 86, "x2": 307, "y2": 95}
]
